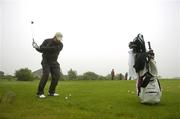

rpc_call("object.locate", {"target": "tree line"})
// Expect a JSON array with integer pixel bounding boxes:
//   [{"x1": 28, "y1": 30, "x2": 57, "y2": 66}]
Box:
[
  {"x1": 0, "y1": 68, "x2": 128, "y2": 81},
  {"x1": 65, "y1": 68, "x2": 127, "y2": 80}
]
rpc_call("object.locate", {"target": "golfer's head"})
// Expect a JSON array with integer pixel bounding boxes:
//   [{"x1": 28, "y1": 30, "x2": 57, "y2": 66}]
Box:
[{"x1": 54, "y1": 32, "x2": 63, "y2": 42}]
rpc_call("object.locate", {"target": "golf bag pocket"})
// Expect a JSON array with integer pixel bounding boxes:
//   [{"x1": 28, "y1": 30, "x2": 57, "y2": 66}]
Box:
[
  {"x1": 139, "y1": 77, "x2": 162, "y2": 104},
  {"x1": 141, "y1": 72, "x2": 153, "y2": 88}
]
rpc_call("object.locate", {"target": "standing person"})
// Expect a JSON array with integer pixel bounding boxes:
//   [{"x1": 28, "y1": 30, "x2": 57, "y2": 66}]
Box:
[
  {"x1": 32, "y1": 32, "x2": 63, "y2": 98},
  {"x1": 111, "y1": 69, "x2": 115, "y2": 80}
]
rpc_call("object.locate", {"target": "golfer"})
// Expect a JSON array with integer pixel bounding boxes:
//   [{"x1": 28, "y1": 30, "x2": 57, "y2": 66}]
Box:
[{"x1": 32, "y1": 32, "x2": 63, "y2": 98}]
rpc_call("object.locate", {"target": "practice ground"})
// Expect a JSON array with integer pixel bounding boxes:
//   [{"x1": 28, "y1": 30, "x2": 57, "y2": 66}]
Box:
[{"x1": 0, "y1": 79, "x2": 180, "y2": 119}]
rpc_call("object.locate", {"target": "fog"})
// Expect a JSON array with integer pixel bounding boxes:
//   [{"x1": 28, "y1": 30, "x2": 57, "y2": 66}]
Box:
[{"x1": 0, "y1": 0, "x2": 179, "y2": 78}]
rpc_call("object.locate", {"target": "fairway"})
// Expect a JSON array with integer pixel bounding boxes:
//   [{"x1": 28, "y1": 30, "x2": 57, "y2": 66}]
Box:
[{"x1": 0, "y1": 79, "x2": 180, "y2": 119}]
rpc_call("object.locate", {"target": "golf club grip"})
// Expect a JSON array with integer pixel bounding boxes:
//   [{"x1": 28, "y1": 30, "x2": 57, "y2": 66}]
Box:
[{"x1": 148, "y1": 42, "x2": 151, "y2": 50}]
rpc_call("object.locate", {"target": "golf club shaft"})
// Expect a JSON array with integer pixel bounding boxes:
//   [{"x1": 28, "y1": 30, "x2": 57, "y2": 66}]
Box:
[
  {"x1": 148, "y1": 41, "x2": 151, "y2": 50},
  {"x1": 31, "y1": 21, "x2": 35, "y2": 42}
]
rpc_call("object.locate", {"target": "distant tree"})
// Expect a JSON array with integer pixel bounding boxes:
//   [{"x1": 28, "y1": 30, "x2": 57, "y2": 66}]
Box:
[
  {"x1": 77, "y1": 75, "x2": 84, "y2": 80},
  {"x1": 3, "y1": 75, "x2": 16, "y2": 80},
  {"x1": 59, "y1": 71, "x2": 64, "y2": 80},
  {"x1": 111, "y1": 69, "x2": 115, "y2": 80},
  {"x1": 116, "y1": 73, "x2": 125, "y2": 80},
  {"x1": 63, "y1": 75, "x2": 68, "y2": 80},
  {"x1": 98, "y1": 75, "x2": 106, "y2": 80},
  {"x1": 125, "y1": 72, "x2": 128, "y2": 80},
  {"x1": 105, "y1": 74, "x2": 111, "y2": 80},
  {"x1": 0, "y1": 71, "x2": 4, "y2": 77},
  {"x1": 67, "y1": 69, "x2": 77, "y2": 80},
  {"x1": 15, "y1": 68, "x2": 34, "y2": 81},
  {"x1": 83, "y1": 72, "x2": 99, "y2": 80}
]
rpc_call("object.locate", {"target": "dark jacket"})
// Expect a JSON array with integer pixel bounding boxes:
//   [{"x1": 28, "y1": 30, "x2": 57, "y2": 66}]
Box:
[{"x1": 36, "y1": 38, "x2": 63, "y2": 65}]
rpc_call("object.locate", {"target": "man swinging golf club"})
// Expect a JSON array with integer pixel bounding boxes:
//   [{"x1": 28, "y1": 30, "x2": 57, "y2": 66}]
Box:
[{"x1": 32, "y1": 32, "x2": 63, "y2": 98}]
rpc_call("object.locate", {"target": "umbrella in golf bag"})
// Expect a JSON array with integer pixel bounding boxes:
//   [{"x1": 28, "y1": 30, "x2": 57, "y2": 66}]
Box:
[{"x1": 128, "y1": 34, "x2": 162, "y2": 104}]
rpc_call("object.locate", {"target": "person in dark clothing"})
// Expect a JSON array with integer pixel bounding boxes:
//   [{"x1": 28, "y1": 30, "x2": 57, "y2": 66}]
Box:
[
  {"x1": 32, "y1": 32, "x2": 63, "y2": 98},
  {"x1": 111, "y1": 69, "x2": 115, "y2": 80}
]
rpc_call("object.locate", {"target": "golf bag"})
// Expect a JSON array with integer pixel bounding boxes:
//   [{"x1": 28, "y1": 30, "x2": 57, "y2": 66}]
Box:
[
  {"x1": 137, "y1": 59, "x2": 162, "y2": 104},
  {"x1": 129, "y1": 34, "x2": 162, "y2": 104}
]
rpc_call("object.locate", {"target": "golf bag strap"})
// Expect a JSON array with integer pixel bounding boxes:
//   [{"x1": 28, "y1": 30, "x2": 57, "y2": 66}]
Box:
[
  {"x1": 137, "y1": 72, "x2": 142, "y2": 96},
  {"x1": 157, "y1": 78, "x2": 161, "y2": 91},
  {"x1": 140, "y1": 54, "x2": 152, "y2": 88},
  {"x1": 140, "y1": 72, "x2": 152, "y2": 88}
]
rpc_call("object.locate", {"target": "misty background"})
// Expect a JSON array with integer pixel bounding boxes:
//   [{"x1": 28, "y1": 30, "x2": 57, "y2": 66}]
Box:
[{"x1": 0, "y1": 0, "x2": 179, "y2": 78}]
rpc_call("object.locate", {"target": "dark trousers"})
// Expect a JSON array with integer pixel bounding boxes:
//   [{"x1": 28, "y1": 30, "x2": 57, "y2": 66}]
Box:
[{"x1": 37, "y1": 64, "x2": 60, "y2": 95}]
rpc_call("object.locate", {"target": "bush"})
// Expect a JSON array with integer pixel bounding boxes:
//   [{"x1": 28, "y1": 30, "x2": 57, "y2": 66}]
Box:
[
  {"x1": 105, "y1": 74, "x2": 111, "y2": 80},
  {"x1": 15, "y1": 68, "x2": 34, "y2": 81},
  {"x1": 62, "y1": 75, "x2": 68, "y2": 80},
  {"x1": 77, "y1": 75, "x2": 84, "y2": 80},
  {"x1": 105, "y1": 73, "x2": 125, "y2": 80},
  {"x1": 98, "y1": 75, "x2": 106, "y2": 80},
  {"x1": 0, "y1": 71, "x2": 4, "y2": 77},
  {"x1": 60, "y1": 71, "x2": 65, "y2": 81},
  {"x1": 115, "y1": 73, "x2": 125, "y2": 80},
  {"x1": 67, "y1": 69, "x2": 77, "y2": 80},
  {"x1": 83, "y1": 72, "x2": 99, "y2": 80},
  {"x1": 1, "y1": 75, "x2": 16, "y2": 81}
]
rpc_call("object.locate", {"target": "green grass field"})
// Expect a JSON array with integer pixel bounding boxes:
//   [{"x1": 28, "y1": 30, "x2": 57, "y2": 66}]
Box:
[{"x1": 0, "y1": 79, "x2": 180, "y2": 119}]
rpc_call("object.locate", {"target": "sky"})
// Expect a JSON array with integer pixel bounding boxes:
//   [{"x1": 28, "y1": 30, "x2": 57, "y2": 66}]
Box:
[{"x1": 0, "y1": 0, "x2": 180, "y2": 78}]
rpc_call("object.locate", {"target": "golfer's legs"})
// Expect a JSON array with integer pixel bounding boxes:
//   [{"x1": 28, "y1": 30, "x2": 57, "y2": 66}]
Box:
[
  {"x1": 49, "y1": 65, "x2": 60, "y2": 94},
  {"x1": 37, "y1": 65, "x2": 50, "y2": 95}
]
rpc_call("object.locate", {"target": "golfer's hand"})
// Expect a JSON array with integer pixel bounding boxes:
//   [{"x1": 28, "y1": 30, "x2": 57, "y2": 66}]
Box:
[{"x1": 32, "y1": 41, "x2": 39, "y2": 49}]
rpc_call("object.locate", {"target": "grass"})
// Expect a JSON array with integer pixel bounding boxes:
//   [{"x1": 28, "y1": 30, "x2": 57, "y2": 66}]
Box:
[{"x1": 0, "y1": 79, "x2": 180, "y2": 119}]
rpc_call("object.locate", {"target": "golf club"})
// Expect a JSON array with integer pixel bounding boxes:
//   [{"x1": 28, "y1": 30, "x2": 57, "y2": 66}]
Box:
[
  {"x1": 148, "y1": 41, "x2": 151, "y2": 50},
  {"x1": 31, "y1": 21, "x2": 38, "y2": 48},
  {"x1": 31, "y1": 21, "x2": 35, "y2": 42}
]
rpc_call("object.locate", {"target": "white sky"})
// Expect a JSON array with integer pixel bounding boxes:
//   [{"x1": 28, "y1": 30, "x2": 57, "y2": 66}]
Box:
[{"x1": 0, "y1": 0, "x2": 180, "y2": 78}]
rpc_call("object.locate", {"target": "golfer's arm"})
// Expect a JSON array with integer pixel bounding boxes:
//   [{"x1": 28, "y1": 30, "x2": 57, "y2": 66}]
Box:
[
  {"x1": 40, "y1": 46, "x2": 58, "y2": 52},
  {"x1": 39, "y1": 40, "x2": 55, "y2": 52},
  {"x1": 35, "y1": 40, "x2": 47, "y2": 53},
  {"x1": 36, "y1": 48, "x2": 43, "y2": 53},
  {"x1": 40, "y1": 43, "x2": 63, "y2": 52}
]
